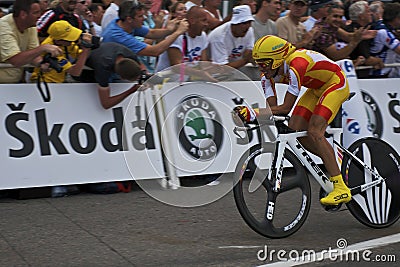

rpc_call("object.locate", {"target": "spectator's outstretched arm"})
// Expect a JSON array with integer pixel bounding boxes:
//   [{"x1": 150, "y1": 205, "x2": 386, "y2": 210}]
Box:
[
  {"x1": 226, "y1": 49, "x2": 253, "y2": 69},
  {"x1": 7, "y1": 44, "x2": 62, "y2": 68},
  {"x1": 97, "y1": 84, "x2": 140, "y2": 110},
  {"x1": 323, "y1": 28, "x2": 363, "y2": 61},
  {"x1": 66, "y1": 34, "x2": 92, "y2": 77},
  {"x1": 322, "y1": 42, "x2": 359, "y2": 61},
  {"x1": 138, "y1": 20, "x2": 189, "y2": 57},
  {"x1": 66, "y1": 48, "x2": 91, "y2": 77},
  {"x1": 145, "y1": 18, "x2": 186, "y2": 40},
  {"x1": 364, "y1": 56, "x2": 385, "y2": 69}
]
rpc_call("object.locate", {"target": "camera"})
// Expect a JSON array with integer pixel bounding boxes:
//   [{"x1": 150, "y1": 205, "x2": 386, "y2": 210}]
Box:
[
  {"x1": 80, "y1": 34, "x2": 101, "y2": 49},
  {"x1": 139, "y1": 70, "x2": 152, "y2": 85},
  {"x1": 41, "y1": 53, "x2": 63, "y2": 73}
]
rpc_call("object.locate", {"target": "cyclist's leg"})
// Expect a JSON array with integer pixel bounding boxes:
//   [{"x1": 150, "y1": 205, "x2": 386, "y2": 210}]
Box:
[
  {"x1": 315, "y1": 75, "x2": 351, "y2": 205},
  {"x1": 291, "y1": 74, "x2": 351, "y2": 205},
  {"x1": 289, "y1": 88, "x2": 323, "y2": 155}
]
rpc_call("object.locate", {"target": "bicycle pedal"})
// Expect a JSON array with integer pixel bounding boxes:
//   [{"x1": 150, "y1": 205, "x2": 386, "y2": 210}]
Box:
[{"x1": 322, "y1": 203, "x2": 342, "y2": 212}]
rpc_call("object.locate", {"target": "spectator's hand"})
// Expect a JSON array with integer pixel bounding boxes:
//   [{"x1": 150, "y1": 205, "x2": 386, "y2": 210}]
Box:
[
  {"x1": 154, "y1": 10, "x2": 167, "y2": 28},
  {"x1": 84, "y1": 10, "x2": 94, "y2": 23},
  {"x1": 373, "y1": 58, "x2": 385, "y2": 69},
  {"x1": 79, "y1": 32, "x2": 93, "y2": 49},
  {"x1": 359, "y1": 26, "x2": 377, "y2": 40},
  {"x1": 243, "y1": 49, "x2": 253, "y2": 63},
  {"x1": 41, "y1": 44, "x2": 63, "y2": 57},
  {"x1": 301, "y1": 25, "x2": 320, "y2": 48},
  {"x1": 165, "y1": 18, "x2": 179, "y2": 32},
  {"x1": 350, "y1": 27, "x2": 365, "y2": 44},
  {"x1": 176, "y1": 19, "x2": 189, "y2": 34},
  {"x1": 81, "y1": 32, "x2": 92, "y2": 44},
  {"x1": 353, "y1": 56, "x2": 366, "y2": 67},
  {"x1": 40, "y1": 62, "x2": 51, "y2": 73}
]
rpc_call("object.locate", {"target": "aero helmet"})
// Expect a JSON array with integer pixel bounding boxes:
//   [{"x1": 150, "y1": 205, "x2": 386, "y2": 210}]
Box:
[{"x1": 252, "y1": 35, "x2": 296, "y2": 69}]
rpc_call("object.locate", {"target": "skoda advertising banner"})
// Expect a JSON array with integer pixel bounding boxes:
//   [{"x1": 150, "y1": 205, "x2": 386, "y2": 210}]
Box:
[
  {"x1": 0, "y1": 83, "x2": 165, "y2": 189},
  {"x1": 153, "y1": 80, "x2": 266, "y2": 177},
  {"x1": 336, "y1": 59, "x2": 372, "y2": 147}
]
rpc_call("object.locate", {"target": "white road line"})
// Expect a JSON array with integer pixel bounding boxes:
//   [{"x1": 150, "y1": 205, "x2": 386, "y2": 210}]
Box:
[
  {"x1": 219, "y1": 245, "x2": 263, "y2": 249},
  {"x1": 256, "y1": 233, "x2": 400, "y2": 267}
]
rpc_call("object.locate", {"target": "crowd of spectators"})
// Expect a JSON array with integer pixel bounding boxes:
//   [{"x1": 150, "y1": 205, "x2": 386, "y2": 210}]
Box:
[{"x1": 1, "y1": 0, "x2": 400, "y2": 197}]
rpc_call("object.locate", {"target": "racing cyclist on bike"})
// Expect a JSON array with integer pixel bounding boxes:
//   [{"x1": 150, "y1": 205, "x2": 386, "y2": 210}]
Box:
[{"x1": 235, "y1": 35, "x2": 351, "y2": 205}]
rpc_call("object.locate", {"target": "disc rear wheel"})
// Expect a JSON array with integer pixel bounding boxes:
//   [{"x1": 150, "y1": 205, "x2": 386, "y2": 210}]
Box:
[{"x1": 342, "y1": 137, "x2": 400, "y2": 228}]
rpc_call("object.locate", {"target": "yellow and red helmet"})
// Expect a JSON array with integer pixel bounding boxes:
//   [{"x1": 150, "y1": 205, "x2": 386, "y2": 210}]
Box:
[{"x1": 252, "y1": 35, "x2": 296, "y2": 69}]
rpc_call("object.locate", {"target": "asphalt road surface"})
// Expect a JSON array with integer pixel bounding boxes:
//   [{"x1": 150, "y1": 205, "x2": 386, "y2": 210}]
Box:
[{"x1": 0, "y1": 177, "x2": 399, "y2": 267}]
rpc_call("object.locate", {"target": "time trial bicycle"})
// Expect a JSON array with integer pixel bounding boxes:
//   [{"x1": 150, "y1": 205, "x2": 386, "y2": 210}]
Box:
[{"x1": 232, "y1": 114, "x2": 400, "y2": 238}]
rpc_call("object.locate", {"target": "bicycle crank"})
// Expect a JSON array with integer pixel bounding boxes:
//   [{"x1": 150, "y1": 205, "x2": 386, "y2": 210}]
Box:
[{"x1": 319, "y1": 188, "x2": 342, "y2": 212}]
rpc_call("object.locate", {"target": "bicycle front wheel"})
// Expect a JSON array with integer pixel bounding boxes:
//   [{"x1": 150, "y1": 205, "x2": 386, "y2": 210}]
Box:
[
  {"x1": 342, "y1": 137, "x2": 400, "y2": 228},
  {"x1": 233, "y1": 144, "x2": 311, "y2": 238}
]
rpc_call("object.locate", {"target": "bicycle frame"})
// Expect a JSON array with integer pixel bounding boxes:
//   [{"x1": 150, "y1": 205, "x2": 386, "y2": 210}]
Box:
[
  {"x1": 271, "y1": 130, "x2": 333, "y2": 193},
  {"x1": 270, "y1": 124, "x2": 386, "y2": 196}
]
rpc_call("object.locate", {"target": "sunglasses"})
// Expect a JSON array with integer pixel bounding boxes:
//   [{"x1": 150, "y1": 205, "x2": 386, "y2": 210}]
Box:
[
  {"x1": 255, "y1": 59, "x2": 273, "y2": 69},
  {"x1": 69, "y1": 0, "x2": 85, "y2": 4}
]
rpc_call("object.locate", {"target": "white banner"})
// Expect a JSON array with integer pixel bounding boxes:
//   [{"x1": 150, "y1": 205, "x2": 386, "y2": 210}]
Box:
[
  {"x1": 358, "y1": 78, "x2": 400, "y2": 152},
  {"x1": 1, "y1": 76, "x2": 399, "y2": 189},
  {"x1": 0, "y1": 83, "x2": 164, "y2": 189},
  {"x1": 336, "y1": 59, "x2": 373, "y2": 147}
]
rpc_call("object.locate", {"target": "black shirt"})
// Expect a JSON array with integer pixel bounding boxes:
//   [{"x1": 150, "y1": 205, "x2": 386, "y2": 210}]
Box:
[
  {"x1": 86, "y1": 43, "x2": 139, "y2": 87},
  {"x1": 37, "y1": 5, "x2": 86, "y2": 38},
  {"x1": 344, "y1": 22, "x2": 372, "y2": 78}
]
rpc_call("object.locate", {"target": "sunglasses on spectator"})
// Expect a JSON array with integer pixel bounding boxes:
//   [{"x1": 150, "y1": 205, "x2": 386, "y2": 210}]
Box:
[
  {"x1": 255, "y1": 59, "x2": 273, "y2": 69},
  {"x1": 69, "y1": 0, "x2": 85, "y2": 4}
]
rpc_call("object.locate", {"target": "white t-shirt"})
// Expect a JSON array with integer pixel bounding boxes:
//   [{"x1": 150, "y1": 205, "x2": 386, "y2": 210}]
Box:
[
  {"x1": 101, "y1": 3, "x2": 119, "y2": 31},
  {"x1": 208, "y1": 22, "x2": 254, "y2": 65},
  {"x1": 370, "y1": 27, "x2": 400, "y2": 76},
  {"x1": 155, "y1": 32, "x2": 209, "y2": 72}
]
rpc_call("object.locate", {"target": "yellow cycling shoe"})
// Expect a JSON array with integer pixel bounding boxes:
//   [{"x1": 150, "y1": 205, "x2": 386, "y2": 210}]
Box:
[{"x1": 320, "y1": 175, "x2": 352, "y2": 205}]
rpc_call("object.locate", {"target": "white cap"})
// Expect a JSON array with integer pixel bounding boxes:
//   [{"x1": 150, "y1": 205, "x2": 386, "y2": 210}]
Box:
[{"x1": 231, "y1": 5, "x2": 254, "y2": 25}]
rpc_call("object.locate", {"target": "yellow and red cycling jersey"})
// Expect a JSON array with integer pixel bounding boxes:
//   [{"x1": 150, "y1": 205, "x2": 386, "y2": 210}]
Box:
[{"x1": 261, "y1": 49, "x2": 350, "y2": 123}]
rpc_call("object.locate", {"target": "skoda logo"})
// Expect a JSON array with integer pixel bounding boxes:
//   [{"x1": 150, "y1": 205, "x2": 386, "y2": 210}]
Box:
[
  {"x1": 361, "y1": 90, "x2": 383, "y2": 138},
  {"x1": 176, "y1": 95, "x2": 223, "y2": 161}
]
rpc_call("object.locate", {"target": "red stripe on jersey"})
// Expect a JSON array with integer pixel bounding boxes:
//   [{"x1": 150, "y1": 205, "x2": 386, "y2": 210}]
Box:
[
  {"x1": 309, "y1": 61, "x2": 342, "y2": 73},
  {"x1": 313, "y1": 104, "x2": 333, "y2": 122},
  {"x1": 289, "y1": 57, "x2": 309, "y2": 84},
  {"x1": 292, "y1": 105, "x2": 313, "y2": 122}
]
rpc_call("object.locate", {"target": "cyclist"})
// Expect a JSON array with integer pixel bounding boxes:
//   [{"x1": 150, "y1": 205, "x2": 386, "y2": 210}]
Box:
[{"x1": 235, "y1": 35, "x2": 351, "y2": 205}]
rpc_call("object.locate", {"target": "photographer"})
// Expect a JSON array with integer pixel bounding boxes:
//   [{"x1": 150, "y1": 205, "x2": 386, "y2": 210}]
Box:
[
  {"x1": 84, "y1": 42, "x2": 143, "y2": 109},
  {"x1": 31, "y1": 20, "x2": 94, "y2": 83},
  {"x1": 0, "y1": 0, "x2": 62, "y2": 84}
]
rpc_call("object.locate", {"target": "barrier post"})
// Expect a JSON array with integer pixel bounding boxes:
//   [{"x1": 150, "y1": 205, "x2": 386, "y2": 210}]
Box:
[{"x1": 152, "y1": 83, "x2": 180, "y2": 189}]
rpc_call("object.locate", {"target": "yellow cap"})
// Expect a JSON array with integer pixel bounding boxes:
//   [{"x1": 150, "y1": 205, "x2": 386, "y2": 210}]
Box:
[{"x1": 48, "y1": 20, "x2": 82, "y2": 41}]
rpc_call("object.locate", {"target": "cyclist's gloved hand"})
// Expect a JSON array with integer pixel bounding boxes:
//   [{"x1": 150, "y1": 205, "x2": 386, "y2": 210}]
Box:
[{"x1": 232, "y1": 106, "x2": 258, "y2": 123}]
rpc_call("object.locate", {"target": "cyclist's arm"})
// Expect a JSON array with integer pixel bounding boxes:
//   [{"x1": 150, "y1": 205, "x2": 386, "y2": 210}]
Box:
[{"x1": 270, "y1": 91, "x2": 297, "y2": 115}]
